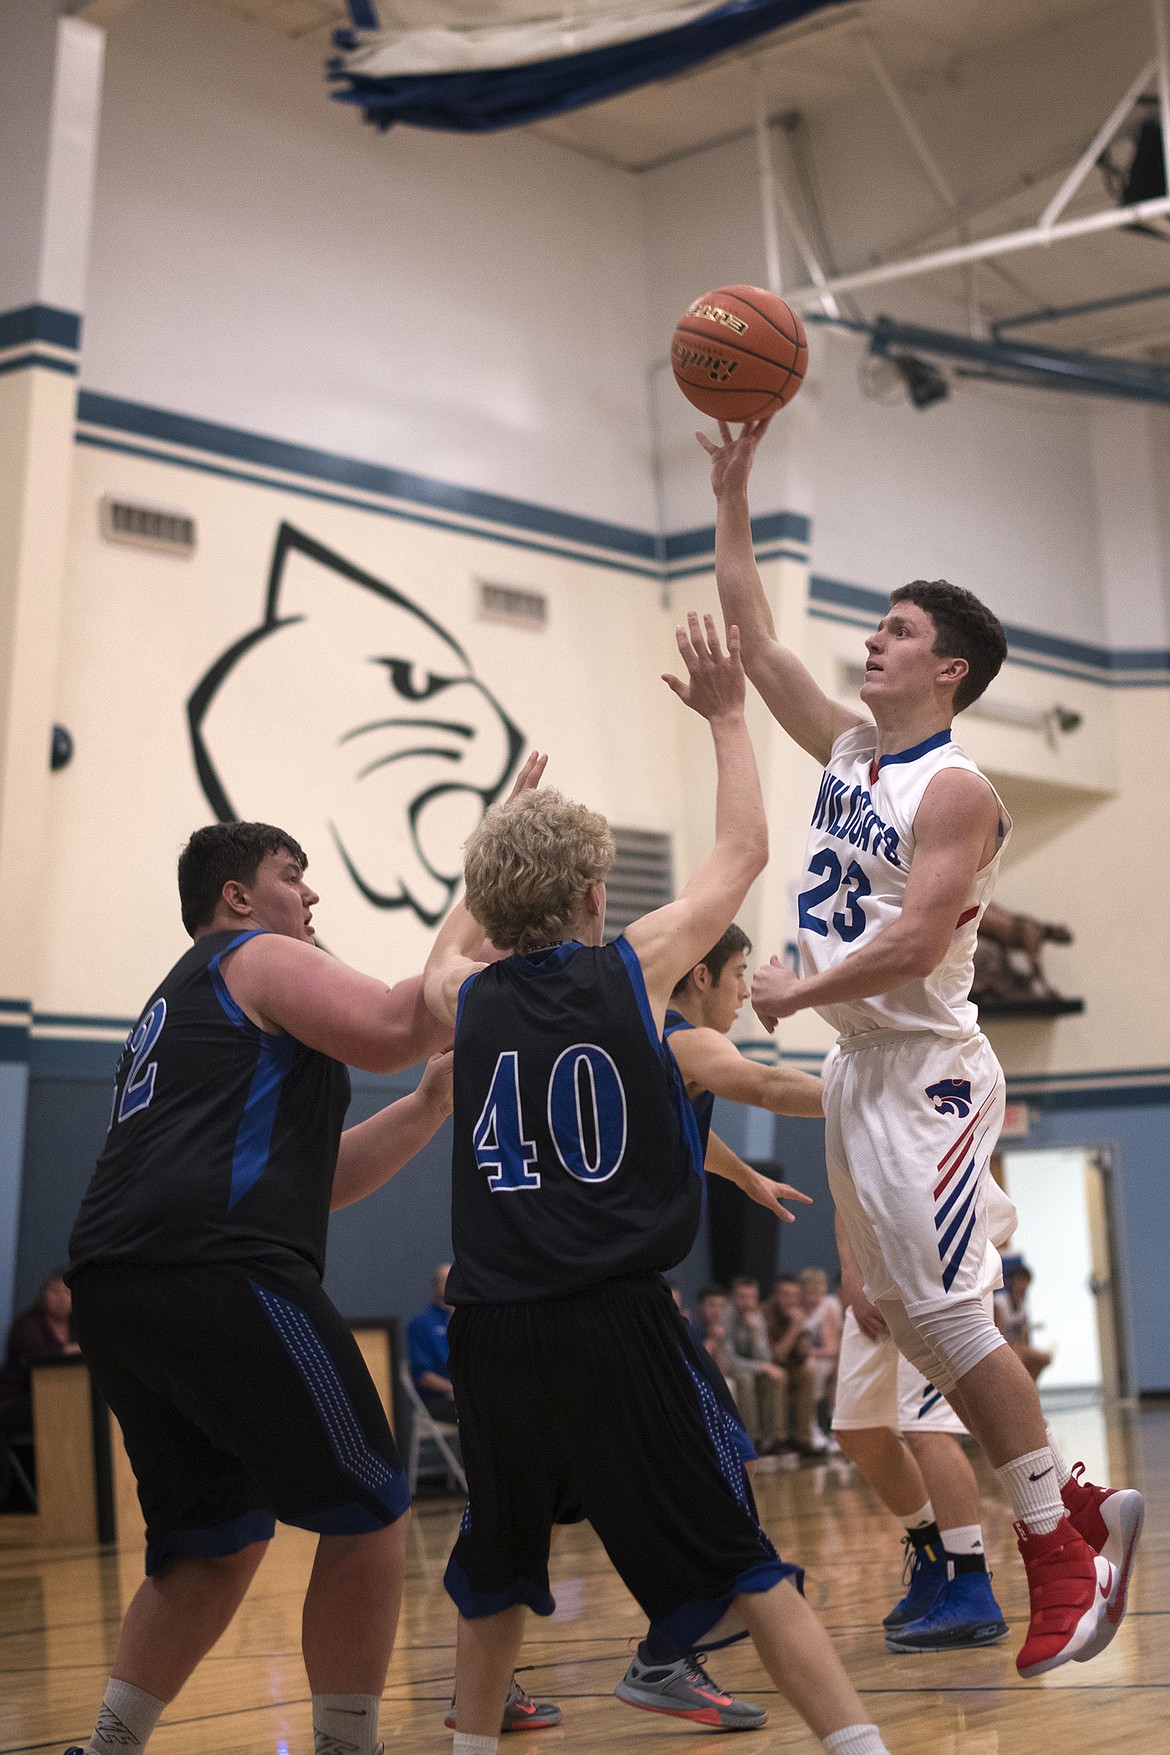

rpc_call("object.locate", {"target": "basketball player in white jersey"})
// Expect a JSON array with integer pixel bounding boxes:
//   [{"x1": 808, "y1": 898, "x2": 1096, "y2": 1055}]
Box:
[{"x1": 701, "y1": 417, "x2": 1144, "y2": 1680}]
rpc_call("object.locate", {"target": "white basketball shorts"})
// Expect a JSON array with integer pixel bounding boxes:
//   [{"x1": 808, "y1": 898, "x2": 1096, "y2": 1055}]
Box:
[
  {"x1": 833, "y1": 1302, "x2": 1003, "y2": 1435},
  {"x1": 823, "y1": 1030, "x2": 1006, "y2": 1318}
]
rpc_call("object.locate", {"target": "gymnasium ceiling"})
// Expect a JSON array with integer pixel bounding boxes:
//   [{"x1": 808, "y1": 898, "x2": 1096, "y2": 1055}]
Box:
[{"x1": 85, "y1": 0, "x2": 1170, "y2": 355}]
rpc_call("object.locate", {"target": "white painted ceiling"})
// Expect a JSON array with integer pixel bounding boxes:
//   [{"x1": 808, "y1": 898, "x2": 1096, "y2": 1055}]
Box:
[{"x1": 125, "y1": 1, "x2": 1170, "y2": 351}]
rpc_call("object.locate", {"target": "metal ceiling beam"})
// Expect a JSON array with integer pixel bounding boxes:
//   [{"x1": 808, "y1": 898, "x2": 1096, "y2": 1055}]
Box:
[
  {"x1": 1039, "y1": 58, "x2": 1155, "y2": 229},
  {"x1": 785, "y1": 190, "x2": 1170, "y2": 307},
  {"x1": 856, "y1": 32, "x2": 958, "y2": 217}
]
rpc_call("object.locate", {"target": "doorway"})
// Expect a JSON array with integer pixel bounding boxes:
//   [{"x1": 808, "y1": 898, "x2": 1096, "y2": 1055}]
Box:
[{"x1": 997, "y1": 1145, "x2": 1127, "y2": 1399}]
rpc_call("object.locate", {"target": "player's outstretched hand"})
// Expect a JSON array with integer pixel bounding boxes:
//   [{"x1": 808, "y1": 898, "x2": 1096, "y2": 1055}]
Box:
[
  {"x1": 742, "y1": 1166, "x2": 813, "y2": 1225},
  {"x1": 696, "y1": 417, "x2": 772, "y2": 500},
  {"x1": 416, "y1": 1047, "x2": 454, "y2": 1120},
  {"x1": 663, "y1": 612, "x2": 745, "y2": 722},
  {"x1": 751, "y1": 954, "x2": 804, "y2": 1031},
  {"x1": 506, "y1": 749, "x2": 547, "y2": 802}
]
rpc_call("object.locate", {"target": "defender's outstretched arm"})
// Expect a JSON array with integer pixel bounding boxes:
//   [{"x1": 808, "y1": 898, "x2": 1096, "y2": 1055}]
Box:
[
  {"x1": 699, "y1": 420, "x2": 864, "y2": 764},
  {"x1": 626, "y1": 615, "x2": 767, "y2": 1023}
]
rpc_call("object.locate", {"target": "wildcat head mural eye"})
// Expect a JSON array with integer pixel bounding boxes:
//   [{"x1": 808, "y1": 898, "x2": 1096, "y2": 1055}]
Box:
[
  {"x1": 188, "y1": 523, "x2": 524, "y2": 961},
  {"x1": 379, "y1": 658, "x2": 452, "y2": 702}
]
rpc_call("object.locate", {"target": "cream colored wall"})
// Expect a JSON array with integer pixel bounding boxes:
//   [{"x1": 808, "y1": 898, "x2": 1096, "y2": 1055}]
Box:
[{"x1": 38, "y1": 441, "x2": 686, "y2": 1017}]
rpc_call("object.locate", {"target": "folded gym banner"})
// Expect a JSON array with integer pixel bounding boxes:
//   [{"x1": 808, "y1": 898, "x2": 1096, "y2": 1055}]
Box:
[{"x1": 329, "y1": 0, "x2": 845, "y2": 134}]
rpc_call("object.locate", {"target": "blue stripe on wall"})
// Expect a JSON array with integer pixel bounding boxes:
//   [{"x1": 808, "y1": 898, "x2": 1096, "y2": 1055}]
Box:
[
  {"x1": 810, "y1": 574, "x2": 1170, "y2": 680},
  {"x1": 0, "y1": 351, "x2": 78, "y2": 380},
  {"x1": 76, "y1": 391, "x2": 659, "y2": 563},
  {"x1": 664, "y1": 509, "x2": 810, "y2": 560},
  {"x1": 0, "y1": 305, "x2": 81, "y2": 351}
]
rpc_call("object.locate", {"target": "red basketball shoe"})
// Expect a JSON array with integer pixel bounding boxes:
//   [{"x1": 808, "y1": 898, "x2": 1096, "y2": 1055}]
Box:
[
  {"x1": 1015, "y1": 1516, "x2": 1114, "y2": 1678},
  {"x1": 1061, "y1": 1462, "x2": 1144, "y2": 1645}
]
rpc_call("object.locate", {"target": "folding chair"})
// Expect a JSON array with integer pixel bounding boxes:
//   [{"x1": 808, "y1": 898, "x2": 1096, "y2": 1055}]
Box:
[{"x1": 398, "y1": 1363, "x2": 466, "y2": 1495}]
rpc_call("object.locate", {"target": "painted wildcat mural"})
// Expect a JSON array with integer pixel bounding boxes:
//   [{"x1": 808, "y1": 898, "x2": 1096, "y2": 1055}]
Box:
[{"x1": 189, "y1": 522, "x2": 522, "y2": 966}]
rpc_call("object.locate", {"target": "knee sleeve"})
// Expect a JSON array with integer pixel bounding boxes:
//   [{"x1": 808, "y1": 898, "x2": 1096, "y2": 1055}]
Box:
[
  {"x1": 875, "y1": 1296, "x2": 953, "y2": 1390},
  {"x1": 913, "y1": 1299, "x2": 1005, "y2": 1391}
]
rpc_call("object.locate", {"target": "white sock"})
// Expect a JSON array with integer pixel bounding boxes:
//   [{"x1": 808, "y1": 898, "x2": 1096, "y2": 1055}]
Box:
[
  {"x1": 997, "y1": 1447, "x2": 1064, "y2": 1534},
  {"x1": 1045, "y1": 1426, "x2": 1072, "y2": 1488},
  {"x1": 940, "y1": 1523, "x2": 984, "y2": 1555},
  {"x1": 824, "y1": 1726, "x2": 890, "y2": 1755},
  {"x1": 904, "y1": 1500, "x2": 934, "y2": 1531},
  {"x1": 453, "y1": 1736, "x2": 499, "y2": 1755},
  {"x1": 87, "y1": 1679, "x2": 166, "y2": 1755},
  {"x1": 312, "y1": 1693, "x2": 381, "y2": 1755}
]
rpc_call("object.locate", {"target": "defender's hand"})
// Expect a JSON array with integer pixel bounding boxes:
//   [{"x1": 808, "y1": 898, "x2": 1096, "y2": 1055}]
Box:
[
  {"x1": 506, "y1": 750, "x2": 547, "y2": 802},
  {"x1": 853, "y1": 1293, "x2": 889, "y2": 1342},
  {"x1": 743, "y1": 1168, "x2": 814, "y2": 1225},
  {"x1": 416, "y1": 1048, "x2": 454, "y2": 1120},
  {"x1": 696, "y1": 417, "x2": 773, "y2": 500},
  {"x1": 662, "y1": 613, "x2": 745, "y2": 722},
  {"x1": 751, "y1": 956, "x2": 804, "y2": 1030}
]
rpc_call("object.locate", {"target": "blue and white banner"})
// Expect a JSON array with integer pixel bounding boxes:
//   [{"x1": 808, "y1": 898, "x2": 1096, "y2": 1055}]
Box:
[{"x1": 330, "y1": 0, "x2": 844, "y2": 133}]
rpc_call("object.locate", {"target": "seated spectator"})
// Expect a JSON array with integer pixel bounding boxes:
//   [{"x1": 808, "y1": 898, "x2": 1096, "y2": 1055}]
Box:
[
  {"x1": 690, "y1": 1283, "x2": 732, "y2": 1381},
  {"x1": 407, "y1": 1262, "x2": 457, "y2": 1422},
  {"x1": 799, "y1": 1266, "x2": 842, "y2": 1443},
  {"x1": 0, "y1": 1269, "x2": 81, "y2": 1500},
  {"x1": 764, "y1": 1276, "x2": 817, "y2": 1451},
  {"x1": 994, "y1": 1263, "x2": 1052, "y2": 1382},
  {"x1": 725, "y1": 1276, "x2": 789, "y2": 1454}
]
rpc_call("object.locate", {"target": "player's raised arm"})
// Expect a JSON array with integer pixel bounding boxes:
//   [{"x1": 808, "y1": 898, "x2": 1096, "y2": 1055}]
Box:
[
  {"x1": 625, "y1": 615, "x2": 766, "y2": 1021},
  {"x1": 700, "y1": 420, "x2": 864, "y2": 764},
  {"x1": 670, "y1": 1024, "x2": 823, "y2": 1117}
]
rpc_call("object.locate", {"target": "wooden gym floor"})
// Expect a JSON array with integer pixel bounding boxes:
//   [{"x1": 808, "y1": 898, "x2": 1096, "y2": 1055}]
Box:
[{"x1": 2, "y1": 1398, "x2": 1166, "y2": 1755}]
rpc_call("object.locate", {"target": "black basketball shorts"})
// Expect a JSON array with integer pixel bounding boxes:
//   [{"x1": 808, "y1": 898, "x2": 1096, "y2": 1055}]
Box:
[
  {"x1": 72, "y1": 1259, "x2": 409, "y2": 1575},
  {"x1": 444, "y1": 1274, "x2": 799, "y2": 1652}
]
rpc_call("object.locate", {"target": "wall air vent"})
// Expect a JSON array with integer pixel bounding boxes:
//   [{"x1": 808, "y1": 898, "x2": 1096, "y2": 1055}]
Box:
[
  {"x1": 478, "y1": 580, "x2": 548, "y2": 630},
  {"x1": 603, "y1": 828, "x2": 674, "y2": 942},
  {"x1": 100, "y1": 497, "x2": 196, "y2": 557}
]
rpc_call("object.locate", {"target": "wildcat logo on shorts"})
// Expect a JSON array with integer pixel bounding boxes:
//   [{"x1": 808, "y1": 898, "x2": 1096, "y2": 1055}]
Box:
[
  {"x1": 926, "y1": 1079, "x2": 973, "y2": 1117},
  {"x1": 188, "y1": 523, "x2": 522, "y2": 963}
]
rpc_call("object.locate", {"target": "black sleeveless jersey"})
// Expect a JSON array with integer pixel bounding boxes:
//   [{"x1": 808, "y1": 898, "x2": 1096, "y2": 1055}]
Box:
[
  {"x1": 663, "y1": 1010, "x2": 714, "y2": 1154},
  {"x1": 446, "y1": 937, "x2": 705, "y2": 1306},
  {"x1": 69, "y1": 930, "x2": 351, "y2": 1278}
]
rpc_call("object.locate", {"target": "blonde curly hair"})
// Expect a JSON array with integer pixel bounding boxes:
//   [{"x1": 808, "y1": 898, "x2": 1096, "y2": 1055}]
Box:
[{"x1": 464, "y1": 789, "x2": 616, "y2": 952}]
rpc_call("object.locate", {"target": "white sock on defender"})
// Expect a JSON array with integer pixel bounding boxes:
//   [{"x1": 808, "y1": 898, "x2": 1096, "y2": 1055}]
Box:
[
  {"x1": 904, "y1": 1500, "x2": 934, "y2": 1530},
  {"x1": 823, "y1": 1725, "x2": 890, "y2": 1754},
  {"x1": 997, "y1": 1448, "x2": 1064, "y2": 1534},
  {"x1": 940, "y1": 1523, "x2": 984, "y2": 1554},
  {"x1": 86, "y1": 1679, "x2": 166, "y2": 1755},
  {"x1": 1045, "y1": 1426, "x2": 1072, "y2": 1488},
  {"x1": 312, "y1": 1692, "x2": 381, "y2": 1755},
  {"x1": 453, "y1": 1735, "x2": 499, "y2": 1755}
]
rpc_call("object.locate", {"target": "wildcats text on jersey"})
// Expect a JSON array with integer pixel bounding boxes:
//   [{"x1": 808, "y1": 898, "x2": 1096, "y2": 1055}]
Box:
[{"x1": 810, "y1": 769, "x2": 902, "y2": 868}]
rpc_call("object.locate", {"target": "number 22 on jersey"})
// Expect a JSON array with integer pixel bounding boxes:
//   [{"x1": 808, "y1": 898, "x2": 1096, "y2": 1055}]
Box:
[{"x1": 473, "y1": 1045, "x2": 628, "y2": 1192}]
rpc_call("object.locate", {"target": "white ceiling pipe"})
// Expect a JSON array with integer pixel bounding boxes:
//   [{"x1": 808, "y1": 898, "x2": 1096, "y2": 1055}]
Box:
[
  {"x1": 785, "y1": 191, "x2": 1170, "y2": 307},
  {"x1": 768, "y1": 120, "x2": 841, "y2": 317},
  {"x1": 1039, "y1": 58, "x2": 1156, "y2": 229},
  {"x1": 752, "y1": 81, "x2": 784, "y2": 296},
  {"x1": 856, "y1": 32, "x2": 959, "y2": 217}
]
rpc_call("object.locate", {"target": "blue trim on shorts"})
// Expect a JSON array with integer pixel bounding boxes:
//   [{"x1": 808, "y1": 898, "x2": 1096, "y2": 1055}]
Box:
[
  {"x1": 682, "y1": 1351, "x2": 753, "y2": 1505},
  {"x1": 250, "y1": 1282, "x2": 410, "y2": 1519},
  {"x1": 651, "y1": 1557, "x2": 799, "y2": 1653},
  {"x1": 285, "y1": 1500, "x2": 403, "y2": 1536},
  {"x1": 443, "y1": 1552, "x2": 556, "y2": 1619},
  {"x1": 145, "y1": 1509, "x2": 276, "y2": 1575}
]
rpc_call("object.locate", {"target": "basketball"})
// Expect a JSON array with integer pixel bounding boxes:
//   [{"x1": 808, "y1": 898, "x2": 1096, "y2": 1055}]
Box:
[{"x1": 671, "y1": 285, "x2": 808, "y2": 421}]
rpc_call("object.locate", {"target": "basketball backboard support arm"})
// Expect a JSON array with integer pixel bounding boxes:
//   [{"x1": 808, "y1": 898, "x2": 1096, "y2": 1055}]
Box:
[{"x1": 785, "y1": 8, "x2": 1170, "y2": 310}]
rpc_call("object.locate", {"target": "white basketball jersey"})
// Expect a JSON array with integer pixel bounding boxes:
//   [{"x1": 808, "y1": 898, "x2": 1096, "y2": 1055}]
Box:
[{"x1": 797, "y1": 723, "x2": 1011, "y2": 1041}]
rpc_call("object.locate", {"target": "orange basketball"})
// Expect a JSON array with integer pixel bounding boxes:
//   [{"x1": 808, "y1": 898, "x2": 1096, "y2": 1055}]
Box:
[{"x1": 671, "y1": 285, "x2": 808, "y2": 421}]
